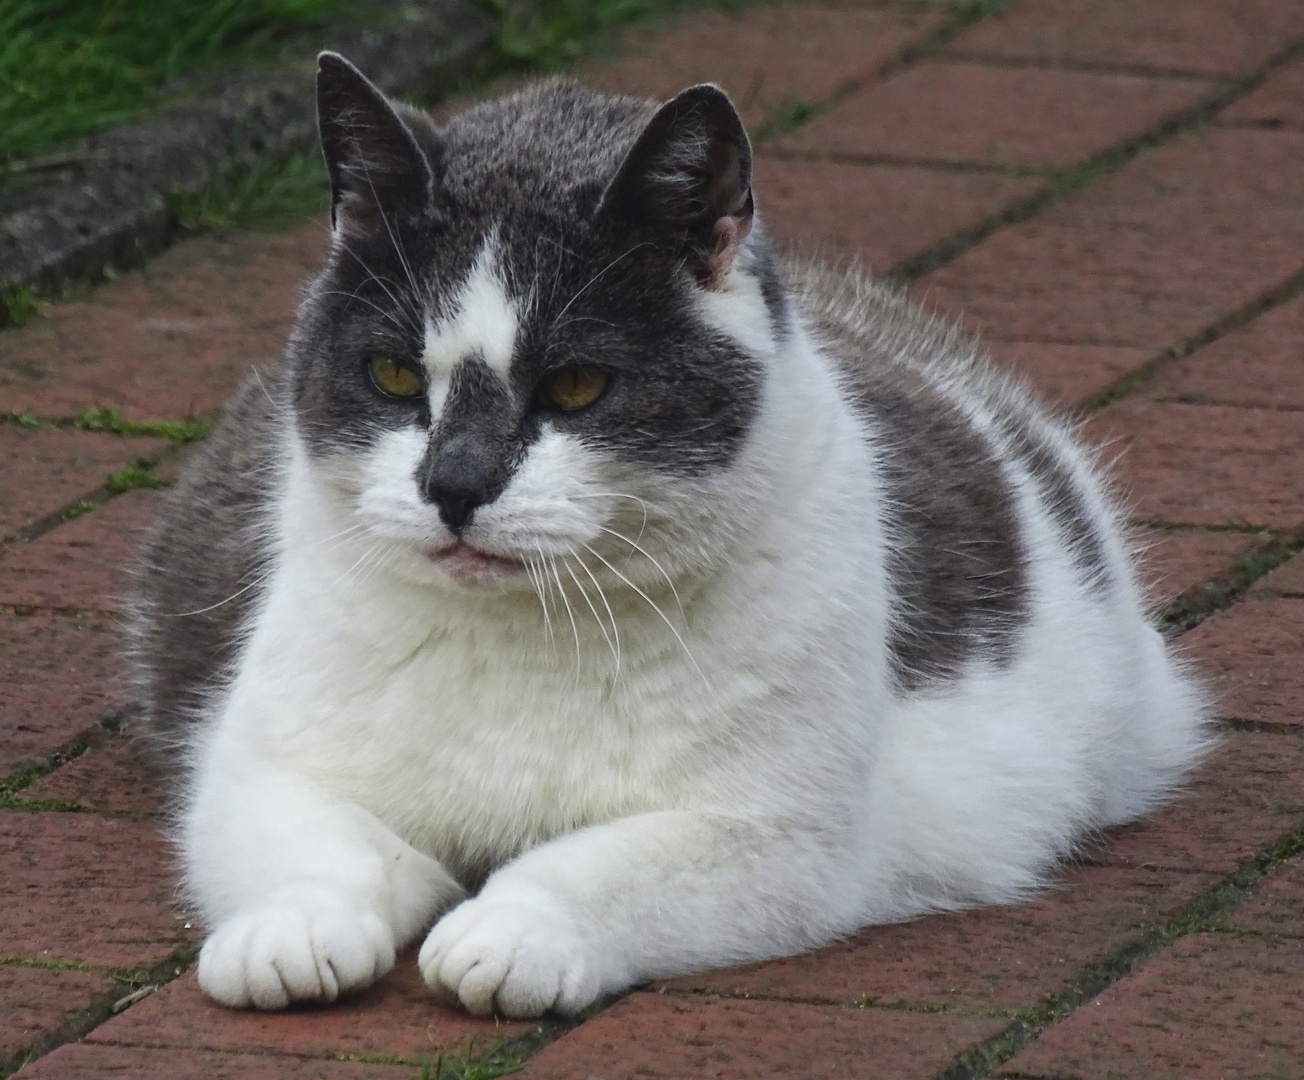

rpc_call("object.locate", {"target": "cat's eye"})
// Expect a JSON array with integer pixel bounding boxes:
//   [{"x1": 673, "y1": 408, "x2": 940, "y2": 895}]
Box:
[
  {"x1": 540, "y1": 366, "x2": 609, "y2": 412},
  {"x1": 367, "y1": 355, "x2": 424, "y2": 399}
]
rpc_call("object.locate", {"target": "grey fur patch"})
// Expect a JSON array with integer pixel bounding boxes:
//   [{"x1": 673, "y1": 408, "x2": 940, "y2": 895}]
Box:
[
  {"x1": 1000, "y1": 422, "x2": 1111, "y2": 591},
  {"x1": 127, "y1": 373, "x2": 282, "y2": 759},
  {"x1": 795, "y1": 265, "x2": 1031, "y2": 691}
]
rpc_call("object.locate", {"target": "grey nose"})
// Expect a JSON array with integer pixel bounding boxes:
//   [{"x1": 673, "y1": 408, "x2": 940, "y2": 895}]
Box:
[{"x1": 420, "y1": 439, "x2": 495, "y2": 533}]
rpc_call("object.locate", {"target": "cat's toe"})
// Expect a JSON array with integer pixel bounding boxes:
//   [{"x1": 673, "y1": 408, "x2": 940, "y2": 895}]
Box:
[
  {"x1": 419, "y1": 895, "x2": 598, "y2": 1018},
  {"x1": 198, "y1": 899, "x2": 395, "y2": 1010}
]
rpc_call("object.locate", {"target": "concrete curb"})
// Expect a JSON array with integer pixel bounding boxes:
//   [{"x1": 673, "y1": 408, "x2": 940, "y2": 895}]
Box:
[{"x1": 0, "y1": 0, "x2": 494, "y2": 320}]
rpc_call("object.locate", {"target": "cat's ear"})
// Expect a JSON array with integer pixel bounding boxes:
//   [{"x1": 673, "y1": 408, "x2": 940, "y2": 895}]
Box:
[
  {"x1": 600, "y1": 84, "x2": 753, "y2": 287},
  {"x1": 316, "y1": 52, "x2": 442, "y2": 234}
]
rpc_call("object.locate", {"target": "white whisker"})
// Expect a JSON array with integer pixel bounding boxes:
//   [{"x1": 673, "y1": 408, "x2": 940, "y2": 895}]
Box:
[{"x1": 567, "y1": 547, "x2": 621, "y2": 679}]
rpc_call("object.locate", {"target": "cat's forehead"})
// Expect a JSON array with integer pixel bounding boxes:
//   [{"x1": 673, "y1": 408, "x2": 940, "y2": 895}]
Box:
[{"x1": 422, "y1": 239, "x2": 517, "y2": 408}]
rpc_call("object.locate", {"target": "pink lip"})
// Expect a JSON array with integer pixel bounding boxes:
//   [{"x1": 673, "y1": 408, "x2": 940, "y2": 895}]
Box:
[{"x1": 426, "y1": 542, "x2": 525, "y2": 584}]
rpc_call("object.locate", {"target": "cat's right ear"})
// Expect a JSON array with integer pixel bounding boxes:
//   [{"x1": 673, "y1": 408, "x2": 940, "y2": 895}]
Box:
[
  {"x1": 316, "y1": 52, "x2": 442, "y2": 235},
  {"x1": 599, "y1": 84, "x2": 753, "y2": 288}
]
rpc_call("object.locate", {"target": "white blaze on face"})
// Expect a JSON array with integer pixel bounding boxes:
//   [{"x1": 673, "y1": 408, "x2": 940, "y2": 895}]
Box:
[{"x1": 422, "y1": 240, "x2": 518, "y2": 417}]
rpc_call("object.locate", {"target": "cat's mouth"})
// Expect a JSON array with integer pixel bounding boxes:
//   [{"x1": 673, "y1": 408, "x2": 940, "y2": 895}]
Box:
[{"x1": 424, "y1": 541, "x2": 526, "y2": 586}]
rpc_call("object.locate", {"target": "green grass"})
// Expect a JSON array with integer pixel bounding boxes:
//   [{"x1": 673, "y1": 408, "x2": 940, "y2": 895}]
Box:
[
  {"x1": 0, "y1": 0, "x2": 353, "y2": 166},
  {"x1": 169, "y1": 148, "x2": 331, "y2": 232}
]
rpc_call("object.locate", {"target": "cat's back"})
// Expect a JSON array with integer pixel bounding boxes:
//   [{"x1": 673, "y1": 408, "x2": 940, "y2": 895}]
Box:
[
  {"x1": 128, "y1": 374, "x2": 284, "y2": 742},
  {"x1": 791, "y1": 261, "x2": 1137, "y2": 692}
]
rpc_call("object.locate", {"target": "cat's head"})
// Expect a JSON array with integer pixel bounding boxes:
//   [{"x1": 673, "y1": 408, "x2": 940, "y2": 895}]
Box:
[{"x1": 289, "y1": 53, "x2": 790, "y2": 594}]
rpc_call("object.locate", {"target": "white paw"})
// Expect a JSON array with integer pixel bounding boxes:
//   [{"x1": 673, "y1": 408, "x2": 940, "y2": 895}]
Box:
[
  {"x1": 418, "y1": 890, "x2": 600, "y2": 1018},
  {"x1": 198, "y1": 892, "x2": 396, "y2": 1010}
]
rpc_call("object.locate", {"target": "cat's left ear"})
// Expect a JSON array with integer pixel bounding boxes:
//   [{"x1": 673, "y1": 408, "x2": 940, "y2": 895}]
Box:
[
  {"x1": 316, "y1": 51, "x2": 442, "y2": 234},
  {"x1": 600, "y1": 85, "x2": 753, "y2": 287}
]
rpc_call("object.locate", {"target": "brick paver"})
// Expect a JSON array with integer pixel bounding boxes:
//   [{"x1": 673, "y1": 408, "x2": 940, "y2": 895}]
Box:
[
  {"x1": 921, "y1": 127, "x2": 1304, "y2": 350},
  {"x1": 4, "y1": 0, "x2": 1303, "y2": 1076},
  {"x1": 1085, "y1": 401, "x2": 1304, "y2": 530},
  {"x1": 1097, "y1": 731, "x2": 1304, "y2": 874},
  {"x1": 997, "y1": 934, "x2": 1304, "y2": 1079},
  {"x1": 1141, "y1": 288, "x2": 1304, "y2": 410},
  {"x1": 15, "y1": 1043, "x2": 421, "y2": 1079},
  {"x1": 754, "y1": 157, "x2": 1040, "y2": 273},
  {"x1": 21, "y1": 728, "x2": 166, "y2": 816},
  {"x1": 946, "y1": 0, "x2": 1304, "y2": 78},
  {"x1": 1221, "y1": 53, "x2": 1304, "y2": 128},
  {"x1": 778, "y1": 61, "x2": 1216, "y2": 167},
  {"x1": 84, "y1": 965, "x2": 535, "y2": 1063},
  {"x1": 0, "y1": 812, "x2": 194, "y2": 968},
  {"x1": 1131, "y1": 528, "x2": 1270, "y2": 606},
  {"x1": 0, "y1": 615, "x2": 125, "y2": 775},
  {"x1": 662, "y1": 865, "x2": 1214, "y2": 1012},
  {"x1": 0, "y1": 226, "x2": 324, "y2": 422},
  {"x1": 0, "y1": 966, "x2": 117, "y2": 1060},
  {"x1": 1253, "y1": 552, "x2": 1304, "y2": 598},
  {"x1": 581, "y1": 5, "x2": 947, "y2": 128},
  {"x1": 0, "y1": 428, "x2": 169, "y2": 540},
  {"x1": 1184, "y1": 599, "x2": 1304, "y2": 726},
  {"x1": 0, "y1": 489, "x2": 166, "y2": 613},
  {"x1": 1228, "y1": 854, "x2": 1304, "y2": 938},
  {"x1": 518, "y1": 993, "x2": 1006, "y2": 1080}
]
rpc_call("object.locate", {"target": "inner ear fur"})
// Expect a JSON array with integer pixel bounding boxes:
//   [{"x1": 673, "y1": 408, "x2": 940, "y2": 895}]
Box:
[
  {"x1": 316, "y1": 51, "x2": 443, "y2": 234},
  {"x1": 601, "y1": 84, "x2": 754, "y2": 287}
]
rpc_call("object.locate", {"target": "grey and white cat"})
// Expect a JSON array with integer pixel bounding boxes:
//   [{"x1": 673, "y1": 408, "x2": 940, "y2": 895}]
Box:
[{"x1": 130, "y1": 52, "x2": 1209, "y2": 1018}]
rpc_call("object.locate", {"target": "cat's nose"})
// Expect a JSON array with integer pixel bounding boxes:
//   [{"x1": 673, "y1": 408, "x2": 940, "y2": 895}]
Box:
[{"x1": 420, "y1": 440, "x2": 495, "y2": 533}]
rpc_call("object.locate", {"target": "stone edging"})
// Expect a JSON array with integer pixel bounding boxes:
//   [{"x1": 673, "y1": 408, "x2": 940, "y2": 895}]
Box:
[{"x1": 0, "y1": 0, "x2": 494, "y2": 322}]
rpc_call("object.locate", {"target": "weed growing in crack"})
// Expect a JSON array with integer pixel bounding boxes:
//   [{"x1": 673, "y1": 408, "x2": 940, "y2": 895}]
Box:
[
  {"x1": 75, "y1": 406, "x2": 210, "y2": 443},
  {"x1": 106, "y1": 460, "x2": 172, "y2": 494}
]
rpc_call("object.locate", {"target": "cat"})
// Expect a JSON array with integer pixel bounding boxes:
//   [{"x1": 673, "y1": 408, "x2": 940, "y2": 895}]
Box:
[{"x1": 128, "y1": 51, "x2": 1209, "y2": 1019}]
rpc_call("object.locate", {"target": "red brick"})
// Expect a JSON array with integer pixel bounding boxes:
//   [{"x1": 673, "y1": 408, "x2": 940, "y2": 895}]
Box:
[
  {"x1": 662, "y1": 866, "x2": 1211, "y2": 1012},
  {"x1": 754, "y1": 157, "x2": 1040, "y2": 271},
  {"x1": 0, "y1": 225, "x2": 324, "y2": 422},
  {"x1": 0, "y1": 615, "x2": 125, "y2": 776},
  {"x1": 997, "y1": 933, "x2": 1304, "y2": 1079},
  {"x1": 780, "y1": 62, "x2": 1214, "y2": 168},
  {"x1": 1142, "y1": 291, "x2": 1304, "y2": 410},
  {"x1": 1252, "y1": 552, "x2": 1304, "y2": 598},
  {"x1": 0, "y1": 811, "x2": 194, "y2": 968},
  {"x1": 0, "y1": 489, "x2": 162, "y2": 612},
  {"x1": 1130, "y1": 528, "x2": 1264, "y2": 606},
  {"x1": 24, "y1": 728, "x2": 167, "y2": 817},
  {"x1": 1183, "y1": 597, "x2": 1304, "y2": 726},
  {"x1": 0, "y1": 429, "x2": 168, "y2": 540},
  {"x1": 1228, "y1": 854, "x2": 1304, "y2": 938},
  {"x1": 580, "y1": 6, "x2": 946, "y2": 128},
  {"x1": 1085, "y1": 401, "x2": 1304, "y2": 530},
  {"x1": 13, "y1": 1042, "x2": 420, "y2": 1079},
  {"x1": 518, "y1": 992, "x2": 1005, "y2": 1080},
  {"x1": 0, "y1": 966, "x2": 117, "y2": 1058},
  {"x1": 1221, "y1": 55, "x2": 1304, "y2": 129},
  {"x1": 947, "y1": 0, "x2": 1304, "y2": 78},
  {"x1": 987, "y1": 341, "x2": 1149, "y2": 407},
  {"x1": 920, "y1": 129, "x2": 1304, "y2": 350},
  {"x1": 87, "y1": 964, "x2": 535, "y2": 1062},
  {"x1": 1097, "y1": 731, "x2": 1304, "y2": 875}
]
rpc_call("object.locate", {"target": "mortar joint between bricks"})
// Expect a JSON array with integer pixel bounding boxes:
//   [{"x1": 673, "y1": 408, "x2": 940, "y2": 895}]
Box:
[{"x1": 929, "y1": 816, "x2": 1304, "y2": 1079}]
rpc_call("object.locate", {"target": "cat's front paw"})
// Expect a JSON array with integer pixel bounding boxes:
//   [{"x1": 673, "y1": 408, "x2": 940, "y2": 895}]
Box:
[
  {"x1": 198, "y1": 893, "x2": 396, "y2": 1009},
  {"x1": 418, "y1": 890, "x2": 600, "y2": 1018}
]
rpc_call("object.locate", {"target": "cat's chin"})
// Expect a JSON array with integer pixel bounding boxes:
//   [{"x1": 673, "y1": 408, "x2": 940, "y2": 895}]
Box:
[{"x1": 424, "y1": 542, "x2": 527, "y2": 587}]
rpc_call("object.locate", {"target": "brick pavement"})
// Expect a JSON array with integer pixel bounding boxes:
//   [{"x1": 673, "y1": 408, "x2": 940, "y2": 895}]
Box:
[{"x1": 2, "y1": 1, "x2": 1302, "y2": 1077}]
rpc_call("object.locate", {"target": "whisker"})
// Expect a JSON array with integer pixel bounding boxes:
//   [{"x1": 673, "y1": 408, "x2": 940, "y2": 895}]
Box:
[
  {"x1": 548, "y1": 555, "x2": 583, "y2": 678},
  {"x1": 525, "y1": 554, "x2": 555, "y2": 648},
  {"x1": 567, "y1": 546, "x2": 621, "y2": 679},
  {"x1": 598, "y1": 526, "x2": 685, "y2": 619},
  {"x1": 582, "y1": 541, "x2": 710, "y2": 690}
]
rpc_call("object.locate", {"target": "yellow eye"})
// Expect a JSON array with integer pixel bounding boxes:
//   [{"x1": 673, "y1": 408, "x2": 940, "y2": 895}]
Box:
[
  {"x1": 367, "y1": 355, "x2": 423, "y2": 398},
  {"x1": 541, "y1": 366, "x2": 608, "y2": 412}
]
